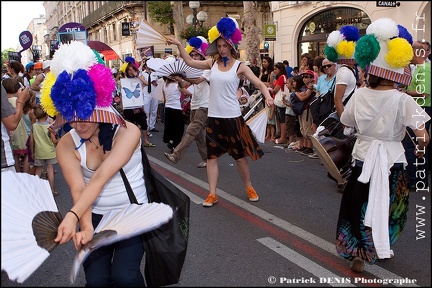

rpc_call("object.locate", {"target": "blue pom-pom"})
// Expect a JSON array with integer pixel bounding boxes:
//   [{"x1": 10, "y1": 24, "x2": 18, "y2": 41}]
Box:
[
  {"x1": 189, "y1": 37, "x2": 203, "y2": 49},
  {"x1": 397, "y1": 25, "x2": 413, "y2": 44},
  {"x1": 217, "y1": 18, "x2": 236, "y2": 39},
  {"x1": 125, "y1": 56, "x2": 136, "y2": 64},
  {"x1": 340, "y1": 26, "x2": 360, "y2": 42}
]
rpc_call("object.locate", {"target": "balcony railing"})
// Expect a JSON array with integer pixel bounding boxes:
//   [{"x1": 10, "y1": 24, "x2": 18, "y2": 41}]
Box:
[{"x1": 82, "y1": 1, "x2": 143, "y2": 28}]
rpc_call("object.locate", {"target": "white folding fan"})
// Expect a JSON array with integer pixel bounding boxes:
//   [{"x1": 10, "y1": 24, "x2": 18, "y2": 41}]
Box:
[
  {"x1": 153, "y1": 59, "x2": 203, "y2": 79},
  {"x1": 146, "y1": 57, "x2": 169, "y2": 72},
  {"x1": 1, "y1": 171, "x2": 62, "y2": 283},
  {"x1": 70, "y1": 202, "x2": 173, "y2": 283},
  {"x1": 136, "y1": 19, "x2": 169, "y2": 48},
  {"x1": 246, "y1": 107, "x2": 268, "y2": 143}
]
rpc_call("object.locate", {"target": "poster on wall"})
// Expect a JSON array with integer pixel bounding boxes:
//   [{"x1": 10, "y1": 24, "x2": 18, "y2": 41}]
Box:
[
  {"x1": 138, "y1": 46, "x2": 154, "y2": 61},
  {"x1": 120, "y1": 78, "x2": 144, "y2": 109}
]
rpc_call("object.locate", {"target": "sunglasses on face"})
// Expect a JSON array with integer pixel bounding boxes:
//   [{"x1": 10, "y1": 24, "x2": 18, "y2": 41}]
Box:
[
  {"x1": 190, "y1": 53, "x2": 199, "y2": 57},
  {"x1": 302, "y1": 75, "x2": 312, "y2": 79},
  {"x1": 323, "y1": 64, "x2": 334, "y2": 69}
]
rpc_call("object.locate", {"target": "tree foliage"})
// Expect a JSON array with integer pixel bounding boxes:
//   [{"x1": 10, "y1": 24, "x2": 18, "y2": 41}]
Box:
[
  {"x1": 1, "y1": 49, "x2": 15, "y2": 69},
  {"x1": 147, "y1": 1, "x2": 174, "y2": 26}
]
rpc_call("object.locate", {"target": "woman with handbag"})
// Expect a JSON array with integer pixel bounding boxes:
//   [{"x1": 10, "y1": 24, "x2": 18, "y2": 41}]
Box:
[
  {"x1": 271, "y1": 62, "x2": 288, "y2": 144},
  {"x1": 44, "y1": 41, "x2": 149, "y2": 286}
]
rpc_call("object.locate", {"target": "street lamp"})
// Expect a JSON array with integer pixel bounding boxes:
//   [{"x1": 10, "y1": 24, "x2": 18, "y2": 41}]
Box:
[{"x1": 186, "y1": 1, "x2": 207, "y2": 29}]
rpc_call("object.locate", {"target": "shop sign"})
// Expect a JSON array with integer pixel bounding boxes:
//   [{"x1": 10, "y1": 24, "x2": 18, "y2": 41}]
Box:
[
  {"x1": 376, "y1": 1, "x2": 400, "y2": 7},
  {"x1": 264, "y1": 24, "x2": 276, "y2": 41},
  {"x1": 122, "y1": 22, "x2": 130, "y2": 36}
]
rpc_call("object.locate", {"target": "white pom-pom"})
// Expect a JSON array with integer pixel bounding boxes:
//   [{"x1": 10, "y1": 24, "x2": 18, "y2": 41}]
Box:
[
  {"x1": 327, "y1": 31, "x2": 344, "y2": 47},
  {"x1": 366, "y1": 18, "x2": 398, "y2": 41},
  {"x1": 50, "y1": 41, "x2": 97, "y2": 77},
  {"x1": 197, "y1": 36, "x2": 208, "y2": 44},
  {"x1": 228, "y1": 17, "x2": 239, "y2": 29}
]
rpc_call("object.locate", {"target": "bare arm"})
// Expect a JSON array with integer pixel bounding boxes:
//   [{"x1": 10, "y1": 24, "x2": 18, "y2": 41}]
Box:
[
  {"x1": 238, "y1": 63, "x2": 273, "y2": 107},
  {"x1": 2, "y1": 87, "x2": 30, "y2": 131},
  {"x1": 54, "y1": 122, "x2": 142, "y2": 245},
  {"x1": 166, "y1": 38, "x2": 212, "y2": 70},
  {"x1": 334, "y1": 84, "x2": 347, "y2": 118},
  {"x1": 31, "y1": 74, "x2": 44, "y2": 91}
]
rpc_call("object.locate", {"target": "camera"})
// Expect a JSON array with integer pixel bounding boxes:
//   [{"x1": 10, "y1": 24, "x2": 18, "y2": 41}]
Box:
[{"x1": 18, "y1": 82, "x2": 25, "y2": 91}]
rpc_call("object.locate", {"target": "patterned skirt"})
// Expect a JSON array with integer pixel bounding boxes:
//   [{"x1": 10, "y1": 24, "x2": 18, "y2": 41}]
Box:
[
  {"x1": 335, "y1": 163, "x2": 410, "y2": 264},
  {"x1": 206, "y1": 116, "x2": 264, "y2": 161}
]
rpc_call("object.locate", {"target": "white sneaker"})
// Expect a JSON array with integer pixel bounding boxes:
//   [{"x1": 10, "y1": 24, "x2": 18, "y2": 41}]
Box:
[
  {"x1": 147, "y1": 132, "x2": 153, "y2": 137},
  {"x1": 288, "y1": 141, "x2": 299, "y2": 150},
  {"x1": 197, "y1": 161, "x2": 207, "y2": 168}
]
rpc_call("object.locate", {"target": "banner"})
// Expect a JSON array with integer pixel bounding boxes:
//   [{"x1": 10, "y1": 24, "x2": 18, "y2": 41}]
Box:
[
  {"x1": 58, "y1": 22, "x2": 88, "y2": 45},
  {"x1": 120, "y1": 78, "x2": 144, "y2": 109}
]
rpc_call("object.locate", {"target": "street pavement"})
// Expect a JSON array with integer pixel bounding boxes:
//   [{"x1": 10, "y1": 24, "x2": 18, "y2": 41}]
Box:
[{"x1": 2, "y1": 121, "x2": 431, "y2": 287}]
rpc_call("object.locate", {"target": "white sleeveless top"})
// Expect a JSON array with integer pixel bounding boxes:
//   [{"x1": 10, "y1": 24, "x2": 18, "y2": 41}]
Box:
[
  {"x1": 70, "y1": 127, "x2": 147, "y2": 214},
  {"x1": 209, "y1": 60, "x2": 242, "y2": 118}
]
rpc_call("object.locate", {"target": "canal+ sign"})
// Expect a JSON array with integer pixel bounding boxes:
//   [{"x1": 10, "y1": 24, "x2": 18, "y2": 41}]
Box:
[{"x1": 376, "y1": 1, "x2": 401, "y2": 7}]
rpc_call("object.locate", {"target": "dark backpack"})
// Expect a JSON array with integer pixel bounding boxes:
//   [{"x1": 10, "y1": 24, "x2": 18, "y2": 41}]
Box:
[
  {"x1": 289, "y1": 90, "x2": 315, "y2": 116},
  {"x1": 310, "y1": 65, "x2": 357, "y2": 125}
]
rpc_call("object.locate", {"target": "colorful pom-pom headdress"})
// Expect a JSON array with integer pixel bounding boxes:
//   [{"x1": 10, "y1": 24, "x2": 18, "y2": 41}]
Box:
[
  {"x1": 119, "y1": 56, "x2": 139, "y2": 74},
  {"x1": 324, "y1": 25, "x2": 360, "y2": 65},
  {"x1": 354, "y1": 18, "x2": 413, "y2": 86},
  {"x1": 40, "y1": 41, "x2": 125, "y2": 130},
  {"x1": 206, "y1": 17, "x2": 242, "y2": 55},
  {"x1": 185, "y1": 36, "x2": 209, "y2": 59}
]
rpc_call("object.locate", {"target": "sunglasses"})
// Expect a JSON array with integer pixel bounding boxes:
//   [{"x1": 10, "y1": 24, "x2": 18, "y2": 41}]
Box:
[
  {"x1": 190, "y1": 53, "x2": 199, "y2": 57},
  {"x1": 323, "y1": 64, "x2": 334, "y2": 69},
  {"x1": 302, "y1": 75, "x2": 312, "y2": 79}
]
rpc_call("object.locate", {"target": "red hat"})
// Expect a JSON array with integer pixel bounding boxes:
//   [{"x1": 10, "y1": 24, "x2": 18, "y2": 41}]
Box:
[
  {"x1": 34, "y1": 62, "x2": 43, "y2": 69},
  {"x1": 300, "y1": 70, "x2": 315, "y2": 77}
]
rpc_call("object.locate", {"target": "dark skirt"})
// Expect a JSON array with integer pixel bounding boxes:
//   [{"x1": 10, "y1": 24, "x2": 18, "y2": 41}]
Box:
[
  {"x1": 206, "y1": 116, "x2": 264, "y2": 161},
  {"x1": 335, "y1": 162, "x2": 410, "y2": 264},
  {"x1": 163, "y1": 107, "x2": 185, "y2": 148}
]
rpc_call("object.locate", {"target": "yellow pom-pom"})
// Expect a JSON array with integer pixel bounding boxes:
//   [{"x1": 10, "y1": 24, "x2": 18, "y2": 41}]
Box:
[
  {"x1": 336, "y1": 40, "x2": 355, "y2": 59},
  {"x1": 119, "y1": 62, "x2": 128, "y2": 73},
  {"x1": 40, "y1": 72, "x2": 58, "y2": 117},
  {"x1": 208, "y1": 26, "x2": 220, "y2": 43},
  {"x1": 185, "y1": 45, "x2": 193, "y2": 54},
  {"x1": 386, "y1": 38, "x2": 414, "y2": 68}
]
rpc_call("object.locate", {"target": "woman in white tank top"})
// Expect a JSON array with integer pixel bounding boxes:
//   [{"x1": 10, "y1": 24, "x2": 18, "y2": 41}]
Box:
[{"x1": 167, "y1": 17, "x2": 274, "y2": 207}]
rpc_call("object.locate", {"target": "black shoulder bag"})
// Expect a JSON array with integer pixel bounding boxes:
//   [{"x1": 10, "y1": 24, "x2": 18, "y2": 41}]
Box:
[
  {"x1": 309, "y1": 77, "x2": 336, "y2": 126},
  {"x1": 120, "y1": 146, "x2": 190, "y2": 287}
]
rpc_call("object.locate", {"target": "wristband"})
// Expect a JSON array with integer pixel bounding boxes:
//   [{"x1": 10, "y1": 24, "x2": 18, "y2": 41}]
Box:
[
  {"x1": 16, "y1": 101, "x2": 25, "y2": 105},
  {"x1": 68, "y1": 210, "x2": 80, "y2": 222}
]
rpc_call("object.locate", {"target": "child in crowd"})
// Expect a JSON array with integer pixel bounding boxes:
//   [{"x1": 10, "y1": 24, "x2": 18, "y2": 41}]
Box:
[{"x1": 30, "y1": 104, "x2": 59, "y2": 196}]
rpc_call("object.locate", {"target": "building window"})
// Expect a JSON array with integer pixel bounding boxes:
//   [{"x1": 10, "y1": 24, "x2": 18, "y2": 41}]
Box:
[
  {"x1": 298, "y1": 7, "x2": 370, "y2": 62},
  {"x1": 112, "y1": 23, "x2": 116, "y2": 41}
]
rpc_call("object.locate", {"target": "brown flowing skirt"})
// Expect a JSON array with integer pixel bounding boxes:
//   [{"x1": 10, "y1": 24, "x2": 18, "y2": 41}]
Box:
[{"x1": 206, "y1": 116, "x2": 264, "y2": 161}]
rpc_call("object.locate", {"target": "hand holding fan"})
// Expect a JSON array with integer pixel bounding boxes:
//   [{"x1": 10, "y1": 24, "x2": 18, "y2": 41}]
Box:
[
  {"x1": 153, "y1": 59, "x2": 203, "y2": 79},
  {"x1": 1, "y1": 171, "x2": 62, "y2": 283},
  {"x1": 70, "y1": 202, "x2": 173, "y2": 283}
]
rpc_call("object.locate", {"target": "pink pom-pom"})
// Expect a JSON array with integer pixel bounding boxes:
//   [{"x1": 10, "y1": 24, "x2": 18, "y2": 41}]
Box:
[
  {"x1": 231, "y1": 29, "x2": 242, "y2": 44},
  {"x1": 88, "y1": 64, "x2": 115, "y2": 107},
  {"x1": 201, "y1": 42, "x2": 209, "y2": 53}
]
